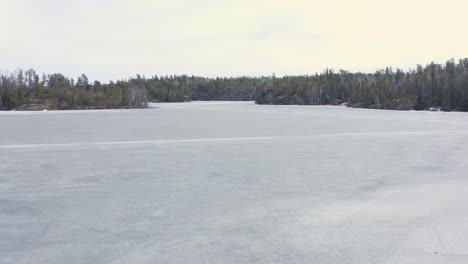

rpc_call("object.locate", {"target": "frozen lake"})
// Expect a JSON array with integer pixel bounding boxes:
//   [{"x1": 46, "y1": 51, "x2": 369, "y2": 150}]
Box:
[{"x1": 1, "y1": 101, "x2": 468, "y2": 264}]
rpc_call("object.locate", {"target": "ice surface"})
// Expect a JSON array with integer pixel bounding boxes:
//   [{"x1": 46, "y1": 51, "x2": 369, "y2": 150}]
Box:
[{"x1": 1, "y1": 101, "x2": 468, "y2": 264}]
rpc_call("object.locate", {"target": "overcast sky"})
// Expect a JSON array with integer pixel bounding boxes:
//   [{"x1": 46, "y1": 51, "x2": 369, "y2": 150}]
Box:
[{"x1": 1, "y1": 0, "x2": 468, "y2": 81}]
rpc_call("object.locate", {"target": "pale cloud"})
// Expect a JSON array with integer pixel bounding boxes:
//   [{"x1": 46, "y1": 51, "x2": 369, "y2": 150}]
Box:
[{"x1": 1, "y1": 0, "x2": 468, "y2": 81}]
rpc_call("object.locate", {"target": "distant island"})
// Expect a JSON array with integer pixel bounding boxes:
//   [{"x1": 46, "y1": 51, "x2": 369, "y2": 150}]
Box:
[{"x1": 1, "y1": 58, "x2": 468, "y2": 111}]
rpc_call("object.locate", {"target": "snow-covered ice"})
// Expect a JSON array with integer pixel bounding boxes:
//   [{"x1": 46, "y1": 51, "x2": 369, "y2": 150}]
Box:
[{"x1": 1, "y1": 101, "x2": 468, "y2": 264}]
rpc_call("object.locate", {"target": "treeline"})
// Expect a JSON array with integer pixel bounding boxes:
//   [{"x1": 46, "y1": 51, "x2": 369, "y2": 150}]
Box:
[
  {"x1": 256, "y1": 59, "x2": 468, "y2": 111},
  {"x1": 0, "y1": 70, "x2": 259, "y2": 110},
  {"x1": 0, "y1": 70, "x2": 149, "y2": 110},
  {"x1": 3, "y1": 58, "x2": 468, "y2": 111},
  {"x1": 131, "y1": 75, "x2": 258, "y2": 102}
]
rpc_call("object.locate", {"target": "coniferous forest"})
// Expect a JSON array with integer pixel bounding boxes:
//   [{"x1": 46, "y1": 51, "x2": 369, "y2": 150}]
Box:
[
  {"x1": 256, "y1": 58, "x2": 468, "y2": 111},
  {"x1": 2, "y1": 58, "x2": 468, "y2": 111}
]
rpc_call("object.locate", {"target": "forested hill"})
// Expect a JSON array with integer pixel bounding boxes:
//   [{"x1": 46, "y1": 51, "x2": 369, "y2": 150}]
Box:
[
  {"x1": 256, "y1": 59, "x2": 468, "y2": 111},
  {"x1": 2, "y1": 58, "x2": 468, "y2": 111},
  {"x1": 0, "y1": 73, "x2": 149, "y2": 110}
]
